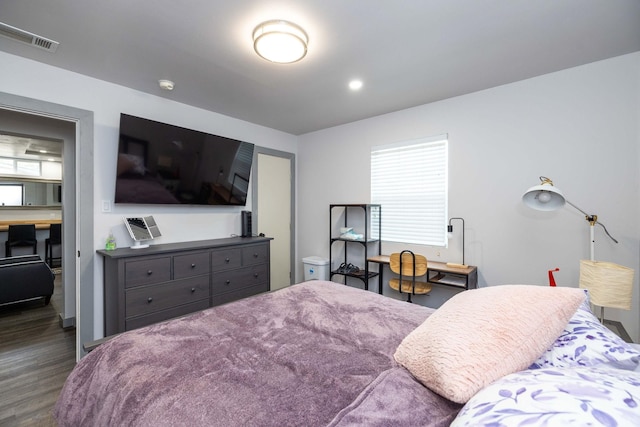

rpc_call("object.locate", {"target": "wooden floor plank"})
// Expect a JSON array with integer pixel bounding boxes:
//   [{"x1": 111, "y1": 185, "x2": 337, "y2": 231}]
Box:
[{"x1": 0, "y1": 273, "x2": 75, "y2": 426}]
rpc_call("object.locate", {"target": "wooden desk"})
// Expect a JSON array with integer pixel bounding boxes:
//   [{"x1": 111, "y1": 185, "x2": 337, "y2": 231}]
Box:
[
  {"x1": 367, "y1": 255, "x2": 478, "y2": 295},
  {"x1": 0, "y1": 219, "x2": 61, "y2": 232}
]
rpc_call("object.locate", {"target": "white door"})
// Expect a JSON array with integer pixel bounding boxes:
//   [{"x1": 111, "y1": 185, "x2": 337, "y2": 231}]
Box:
[{"x1": 257, "y1": 153, "x2": 291, "y2": 291}]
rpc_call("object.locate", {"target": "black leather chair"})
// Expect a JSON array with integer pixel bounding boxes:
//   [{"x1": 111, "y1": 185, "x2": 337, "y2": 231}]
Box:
[
  {"x1": 5, "y1": 224, "x2": 37, "y2": 257},
  {"x1": 46, "y1": 223, "x2": 62, "y2": 268}
]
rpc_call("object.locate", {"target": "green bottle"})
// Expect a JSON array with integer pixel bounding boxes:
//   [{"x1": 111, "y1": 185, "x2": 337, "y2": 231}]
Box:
[{"x1": 106, "y1": 232, "x2": 116, "y2": 251}]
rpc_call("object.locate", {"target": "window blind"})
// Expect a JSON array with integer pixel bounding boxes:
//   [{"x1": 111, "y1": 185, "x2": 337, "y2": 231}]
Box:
[{"x1": 371, "y1": 135, "x2": 448, "y2": 246}]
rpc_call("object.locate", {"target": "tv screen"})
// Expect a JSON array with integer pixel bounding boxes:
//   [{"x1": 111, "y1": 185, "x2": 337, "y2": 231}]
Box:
[{"x1": 115, "y1": 114, "x2": 255, "y2": 206}]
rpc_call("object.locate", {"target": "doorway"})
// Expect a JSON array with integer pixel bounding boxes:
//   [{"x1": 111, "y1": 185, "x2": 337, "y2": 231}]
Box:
[
  {"x1": 0, "y1": 91, "x2": 94, "y2": 361},
  {"x1": 252, "y1": 147, "x2": 295, "y2": 290}
]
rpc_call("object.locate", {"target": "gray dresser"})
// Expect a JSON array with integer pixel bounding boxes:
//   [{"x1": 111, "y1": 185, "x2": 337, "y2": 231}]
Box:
[{"x1": 98, "y1": 236, "x2": 271, "y2": 336}]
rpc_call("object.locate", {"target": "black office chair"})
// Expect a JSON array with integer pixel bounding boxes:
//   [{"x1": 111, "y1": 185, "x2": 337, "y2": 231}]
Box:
[
  {"x1": 5, "y1": 224, "x2": 38, "y2": 257},
  {"x1": 46, "y1": 223, "x2": 62, "y2": 268}
]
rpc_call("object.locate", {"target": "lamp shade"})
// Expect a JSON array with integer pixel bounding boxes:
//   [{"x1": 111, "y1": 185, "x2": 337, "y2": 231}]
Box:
[
  {"x1": 522, "y1": 182, "x2": 566, "y2": 211},
  {"x1": 579, "y1": 260, "x2": 634, "y2": 310}
]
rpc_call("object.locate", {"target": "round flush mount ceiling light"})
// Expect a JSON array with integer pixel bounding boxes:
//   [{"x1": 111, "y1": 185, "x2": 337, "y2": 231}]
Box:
[
  {"x1": 253, "y1": 20, "x2": 308, "y2": 64},
  {"x1": 158, "y1": 79, "x2": 175, "y2": 91}
]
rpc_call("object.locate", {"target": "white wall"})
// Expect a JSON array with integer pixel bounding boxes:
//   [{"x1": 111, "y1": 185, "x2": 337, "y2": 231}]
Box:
[
  {"x1": 0, "y1": 51, "x2": 298, "y2": 337},
  {"x1": 297, "y1": 52, "x2": 640, "y2": 341}
]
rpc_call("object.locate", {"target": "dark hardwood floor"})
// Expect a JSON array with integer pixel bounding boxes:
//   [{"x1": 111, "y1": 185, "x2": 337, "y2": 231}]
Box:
[{"x1": 0, "y1": 273, "x2": 75, "y2": 426}]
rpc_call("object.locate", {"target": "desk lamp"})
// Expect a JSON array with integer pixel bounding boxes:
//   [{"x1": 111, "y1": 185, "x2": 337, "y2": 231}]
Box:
[
  {"x1": 522, "y1": 176, "x2": 633, "y2": 322},
  {"x1": 447, "y1": 217, "x2": 465, "y2": 267}
]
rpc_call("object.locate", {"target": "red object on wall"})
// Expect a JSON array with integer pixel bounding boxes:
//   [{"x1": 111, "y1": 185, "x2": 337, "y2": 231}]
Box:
[{"x1": 548, "y1": 268, "x2": 560, "y2": 287}]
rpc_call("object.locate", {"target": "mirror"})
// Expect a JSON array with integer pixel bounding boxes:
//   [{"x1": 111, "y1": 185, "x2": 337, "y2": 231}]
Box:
[
  {"x1": 0, "y1": 132, "x2": 63, "y2": 208},
  {"x1": 0, "y1": 178, "x2": 62, "y2": 208}
]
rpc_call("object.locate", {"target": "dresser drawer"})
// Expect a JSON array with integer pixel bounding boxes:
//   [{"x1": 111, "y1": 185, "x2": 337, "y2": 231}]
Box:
[
  {"x1": 126, "y1": 299, "x2": 209, "y2": 331},
  {"x1": 211, "y1": 248, "x2": 242, "y2": 271},
  {"x1": 126, "y1": 275, "x2": 210, "y2": 317},
  {"x1": 242, "y1": 243, "x2": 269, "y2": 266},
  {"x1": 212, "y1": 283, "x2": 269, "y2": 307},
  {"x1": 125, "y1": 257, "x2": 171, "y2": 288},
  {"x1": 174, "y1": 251, "x2": 210, "y2": 279},
  {"x1": 211, "y1": 263, "x2": 269, "y2": 294}
]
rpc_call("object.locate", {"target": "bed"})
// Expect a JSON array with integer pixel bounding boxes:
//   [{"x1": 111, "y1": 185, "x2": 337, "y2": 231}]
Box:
[{"x1": 54, "y1": 281, "x2": 640, "y2": 426}]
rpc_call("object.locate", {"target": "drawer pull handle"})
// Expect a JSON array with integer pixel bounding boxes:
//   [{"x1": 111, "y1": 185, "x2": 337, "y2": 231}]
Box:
[
  {"x1": 191, "y1": 287, "x2": 196, "y2": 293},
  {"x1": 225, "y1": 258, "x2": 230, "y2": 263},
  {"x1": 253, "y1": 253, "x2": 258, "y2": 258},
  {"x1": 147, "y1": 270, "x2": 153, "y2": 276},
  {"x1": 147, "y1": 297, "x2": 153, "y2": 303},
  {"x1": 225, "y1": 280, "x2": 231, "y2": 285},
  {"x1": 191, "y1": 263, "x2": 196, "y2": 268},
  {"x1": 254, "y1": 273, "x2": 259, "y2": 278}
]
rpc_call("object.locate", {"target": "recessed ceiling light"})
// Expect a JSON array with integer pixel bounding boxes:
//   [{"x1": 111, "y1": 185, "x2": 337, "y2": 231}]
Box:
[
  {"x1": 253, "y1": 20, "x2": 308, "y2": 64},
  {"x1": 349, "y1": 80, "x2": 363, "y2": 91},
  {"x1": 158, "y1": 79, "x2": 175, "y2": 91}
]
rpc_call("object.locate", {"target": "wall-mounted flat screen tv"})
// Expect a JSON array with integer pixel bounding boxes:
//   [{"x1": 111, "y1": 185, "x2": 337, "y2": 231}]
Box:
[{"x1": 115, "y1": 114, "x2": 255, "y2": 206}]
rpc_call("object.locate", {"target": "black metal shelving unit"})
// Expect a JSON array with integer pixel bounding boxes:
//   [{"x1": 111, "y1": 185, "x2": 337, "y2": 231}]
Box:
[{"x1": 329, "y1": 204, "x2": 381, "y2": 290}]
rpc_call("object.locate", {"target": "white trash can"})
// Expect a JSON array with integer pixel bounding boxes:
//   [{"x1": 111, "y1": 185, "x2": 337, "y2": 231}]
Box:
[{"x1": 302, "y1": 256, "x2": 330, "y2": 281}]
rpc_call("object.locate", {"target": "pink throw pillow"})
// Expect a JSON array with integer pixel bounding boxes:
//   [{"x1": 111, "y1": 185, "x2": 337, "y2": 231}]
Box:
[{"x1": 394, "y1": 285, "x2": 585, "y2": 403}]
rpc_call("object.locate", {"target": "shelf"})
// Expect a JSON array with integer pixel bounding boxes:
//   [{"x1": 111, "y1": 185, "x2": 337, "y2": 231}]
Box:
[
  {"x1": 428, "y1": 272, "x2": 468, "y2": 288},
  {"x1": 331, "y1": 270, "x2": 379, "y2": 280},
  {"x1": 426, "y1": 264, "x2": 477, "y2": 290},
  {"x1": 329, "y1": 204, "x2": 381, "y2": 291},
  {"x1": 330, "y1": 237, "x2": 380, "y2": 244}
]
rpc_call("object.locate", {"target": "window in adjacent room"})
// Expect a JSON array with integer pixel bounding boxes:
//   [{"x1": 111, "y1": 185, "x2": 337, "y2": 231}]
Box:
[
  {"x1": 0, "y1": 157, "x2": 41, "y2": 177},
  {"x1": 371, "y1": 134, "x2": 448, "y2": 246}
]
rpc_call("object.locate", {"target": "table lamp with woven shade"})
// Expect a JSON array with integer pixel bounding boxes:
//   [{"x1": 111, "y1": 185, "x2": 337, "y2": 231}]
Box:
[{"x1": 579, "y1": 260, "x2": 634, "y2": 322}]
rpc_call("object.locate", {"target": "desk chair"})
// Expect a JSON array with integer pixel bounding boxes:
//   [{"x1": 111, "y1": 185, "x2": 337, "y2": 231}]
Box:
[
  {"x1": 389, "y1": 250, "x2": 432, "y2": 303},
  {"x1": 5, "y1": 224, "x2": 38, "y2": 257},
  {"x1": 46, "y1": 223, "x2": 62, "y2": 268}
]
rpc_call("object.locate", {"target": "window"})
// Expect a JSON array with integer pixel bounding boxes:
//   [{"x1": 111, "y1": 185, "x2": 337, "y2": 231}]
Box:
[
  {"x1": 0, "y1": 157, "x2": 41, "y2": 177},
  {"x1": 371, "y1": 135, "x2": 448, "y2": 246}
]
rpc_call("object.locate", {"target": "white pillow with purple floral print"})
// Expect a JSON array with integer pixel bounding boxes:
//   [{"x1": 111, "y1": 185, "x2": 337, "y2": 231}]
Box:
[
  {"x1": 530, "y1": 291, "x2": 640, "y2": 371},
  {"x1": 452, "y1": 365, "x2": 640, "y2": 427}
]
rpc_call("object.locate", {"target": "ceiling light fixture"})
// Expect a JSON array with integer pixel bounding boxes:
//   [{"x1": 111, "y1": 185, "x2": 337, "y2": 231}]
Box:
[
  {"x1": 253, "y1": 20, "x2": 308, "y2": 64},
  {"x1": 349, "y1": 80, "x2": 363, "y2": 91},
  {"x1": 158, "y1": 79, "x2": 175, "y2": 91}
]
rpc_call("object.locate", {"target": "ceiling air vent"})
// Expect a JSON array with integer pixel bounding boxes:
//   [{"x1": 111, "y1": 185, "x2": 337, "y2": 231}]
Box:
[{"x1": 0, "y1": 22, "x2": 59, "y2": 53}]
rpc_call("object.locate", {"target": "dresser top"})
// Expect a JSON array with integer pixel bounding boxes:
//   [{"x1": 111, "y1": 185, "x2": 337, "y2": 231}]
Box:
[{"x1": 97, "y1": 236, "x2": 272, "y2": 259}]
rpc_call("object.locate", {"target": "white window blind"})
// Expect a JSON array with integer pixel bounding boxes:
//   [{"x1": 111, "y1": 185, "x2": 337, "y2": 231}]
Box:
[{"x1": 371, "y1": 135, "x2": 448, "y2": 246}]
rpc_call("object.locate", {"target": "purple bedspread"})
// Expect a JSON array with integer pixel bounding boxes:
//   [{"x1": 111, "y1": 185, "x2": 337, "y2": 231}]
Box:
[{"x1": 54, "y1": 281, "x2": 461, "y2": 426}]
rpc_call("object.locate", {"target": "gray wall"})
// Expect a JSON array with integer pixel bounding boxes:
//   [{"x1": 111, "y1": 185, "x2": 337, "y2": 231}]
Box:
[{"x1": 297, "y1": 52, "x2": 640, "y2": 341}]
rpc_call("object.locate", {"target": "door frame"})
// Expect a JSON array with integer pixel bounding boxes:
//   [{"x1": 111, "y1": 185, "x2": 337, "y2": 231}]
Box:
[
  {"x1": 0, "y1": 91, "x2": 94, "y2": 361},
  {"x1": 251, "y1": 146, "x2": 295, "y2": 286}
]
